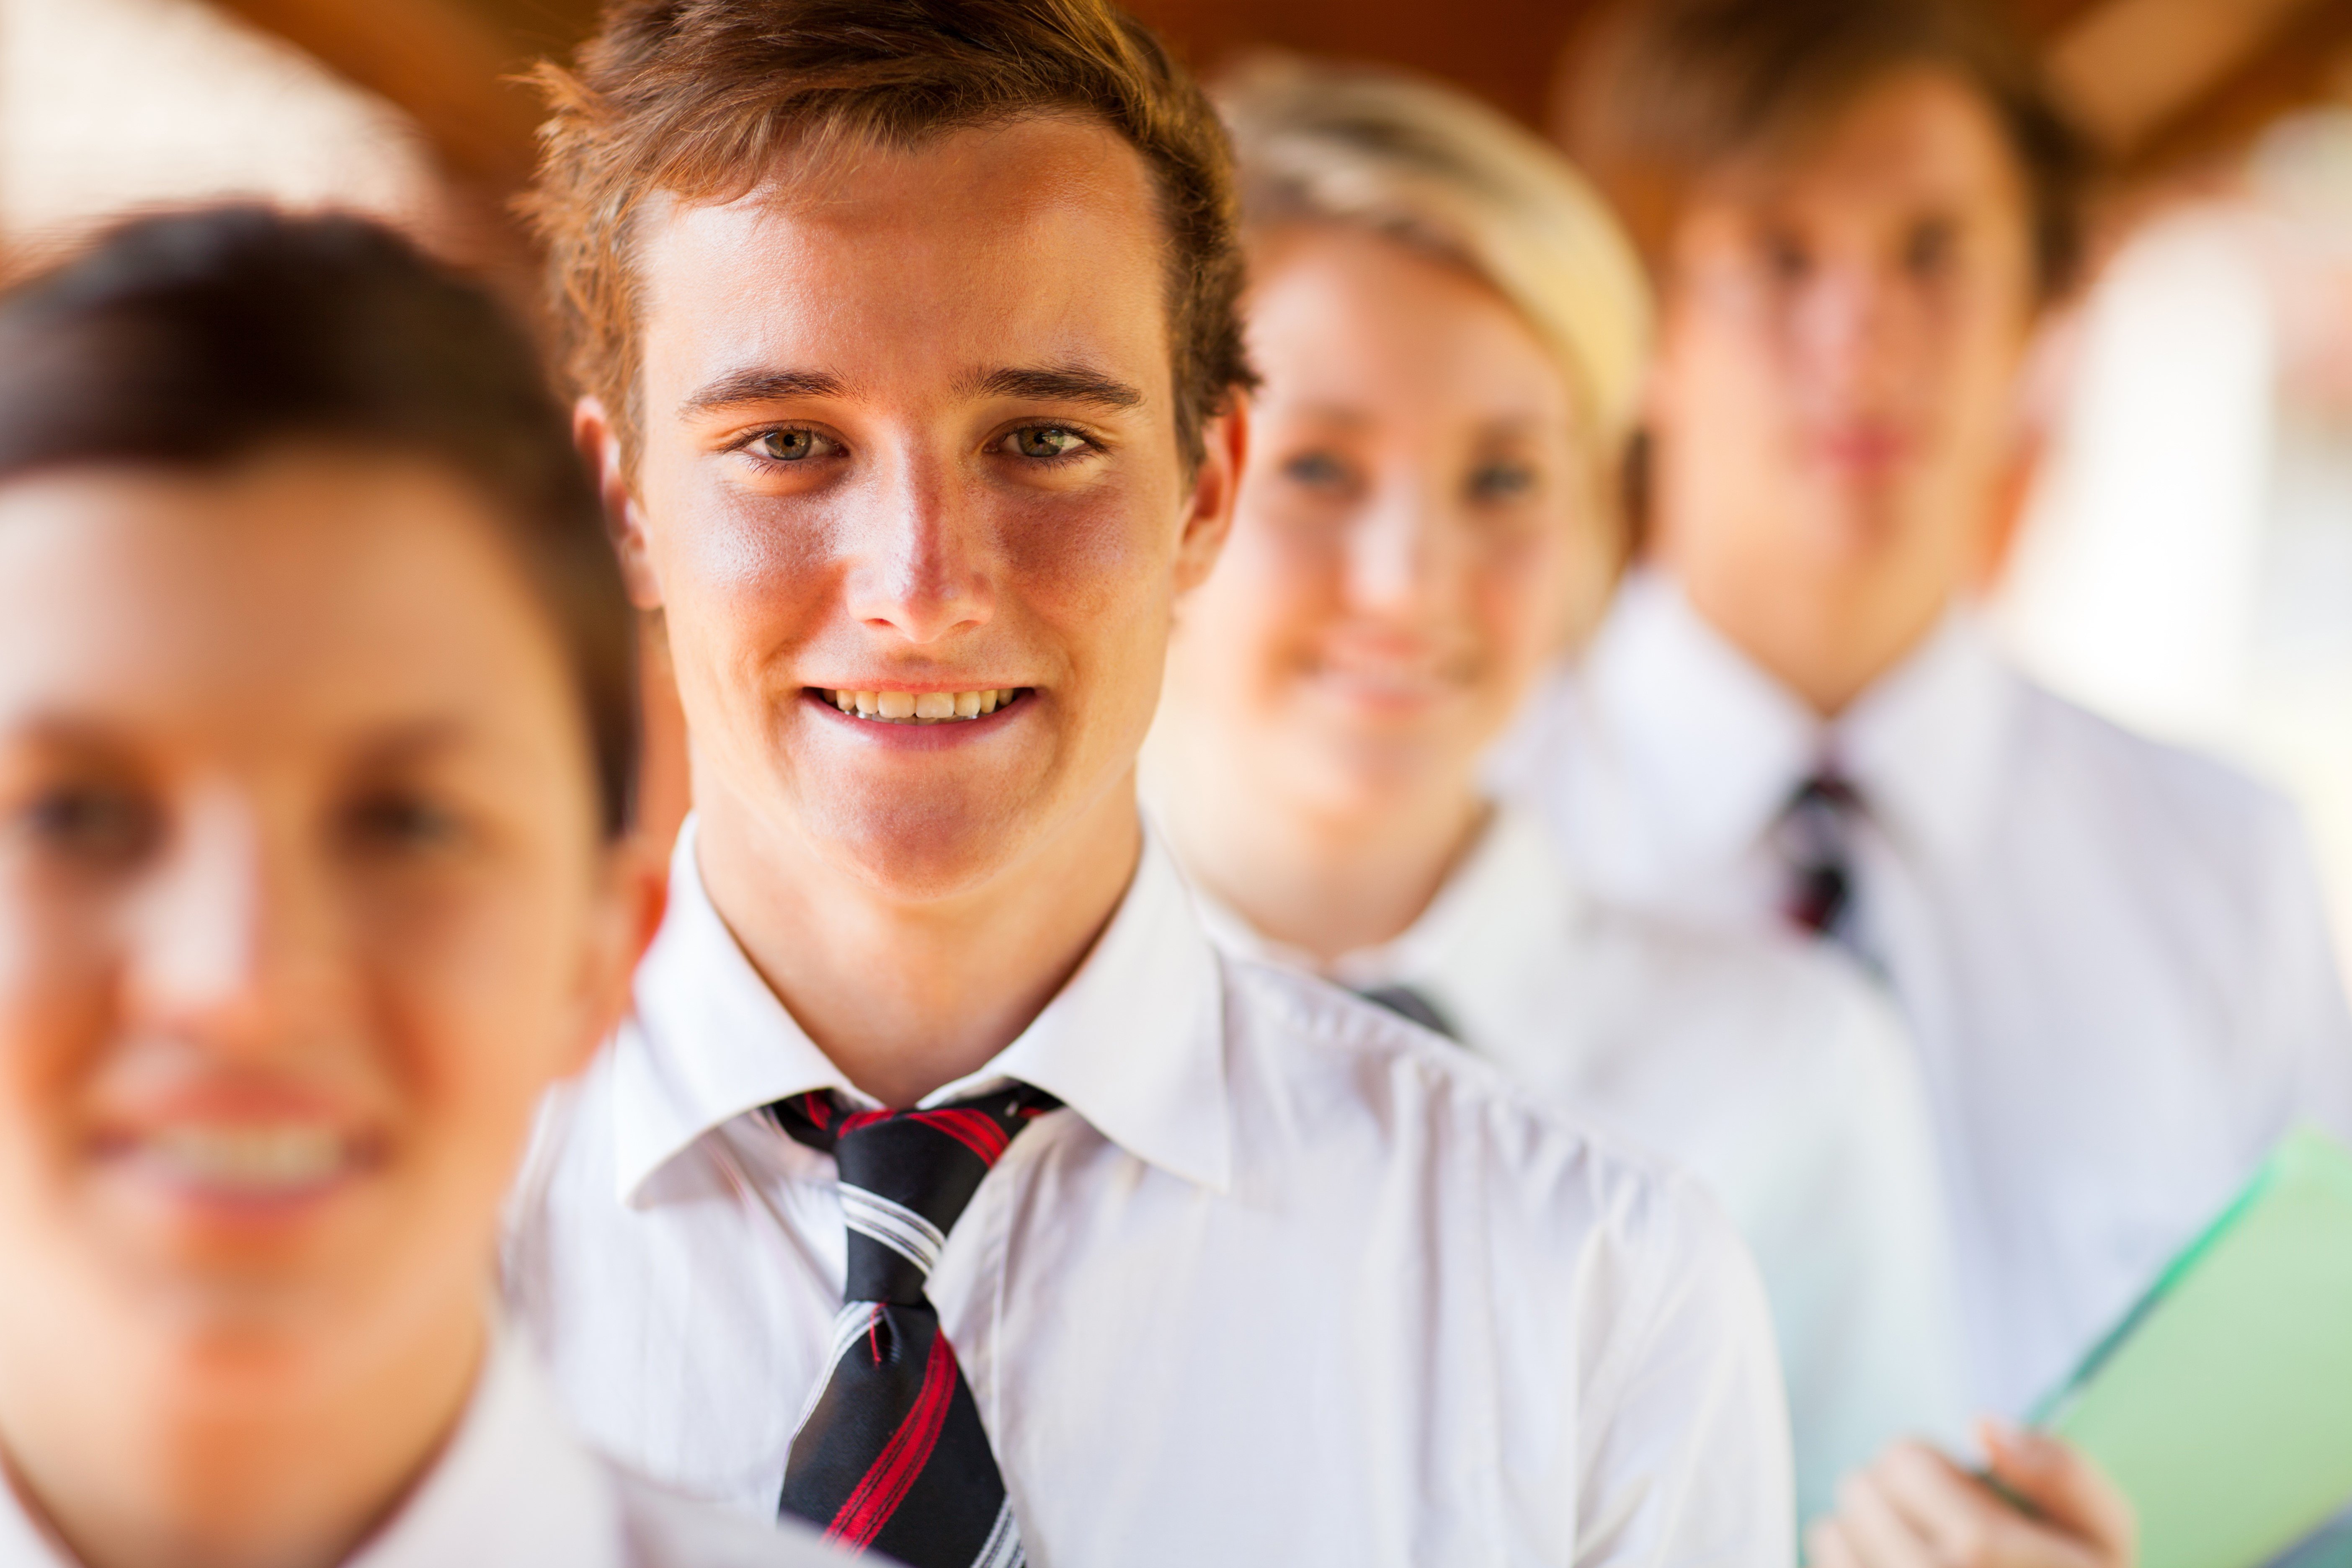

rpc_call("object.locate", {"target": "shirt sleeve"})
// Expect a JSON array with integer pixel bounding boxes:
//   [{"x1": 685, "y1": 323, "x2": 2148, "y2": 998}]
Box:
[{"x1": 1575, "y1": 1171, "x2": 1796, "y2": 1568}]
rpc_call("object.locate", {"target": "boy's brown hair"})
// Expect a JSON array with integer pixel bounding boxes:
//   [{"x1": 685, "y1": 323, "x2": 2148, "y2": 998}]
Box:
[
  {"x1": 1556, "y1": 0, "x2": 2096, "y2": 303},
  {"x1": 0, "y1": 207, "x2": 638, "y2": 839},
  {"x1": 525, "y1": 0, "x2": 1251, "y2": 479}
]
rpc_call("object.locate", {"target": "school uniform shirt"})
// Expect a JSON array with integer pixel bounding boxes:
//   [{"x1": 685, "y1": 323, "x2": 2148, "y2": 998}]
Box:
[
  {"x1": 1188, "y1": 804, "x2": 1968, "y2": 1527},
  {"x1": 1493, "y1": 568, "x2": 2352, "y2": 1419},
  {"x1": 0, "y1": 1328, "x2": 842, "y2": 1568},
  {"x1": 503, "y1": 817, "x2": 1796, "y2": 1568}
]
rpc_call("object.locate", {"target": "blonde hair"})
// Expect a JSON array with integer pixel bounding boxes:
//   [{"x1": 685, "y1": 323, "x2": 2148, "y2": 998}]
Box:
[{"x1": 1219, "y1": 53, "x2": 1652, "y2": 451}]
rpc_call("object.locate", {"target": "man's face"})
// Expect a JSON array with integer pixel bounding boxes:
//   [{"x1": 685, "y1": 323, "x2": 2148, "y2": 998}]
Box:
[
  {"x1": 609, "y1": 116, "x2": 1235, "y2": 901},
  {"x1": 1649, "y1": 69, "x2": 2039, "y2": 614}
]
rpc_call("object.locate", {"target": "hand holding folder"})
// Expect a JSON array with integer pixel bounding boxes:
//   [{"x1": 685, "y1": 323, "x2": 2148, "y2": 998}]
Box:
[{"x1": 2031, "y1": 1129, "x2": 2352, "y2": 1568}]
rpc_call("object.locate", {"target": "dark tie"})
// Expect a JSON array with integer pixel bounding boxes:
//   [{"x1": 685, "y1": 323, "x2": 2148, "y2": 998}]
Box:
[
  {"x1": 1778, "y1": 770, "x2": 1862, "y2": 940},
  {"x1": 1354, "y1": 983, "x2": 1460, "y2": 1041},
  {"x1": 769, "y1": 1085, "x2": 1060, "y2": 1568}
]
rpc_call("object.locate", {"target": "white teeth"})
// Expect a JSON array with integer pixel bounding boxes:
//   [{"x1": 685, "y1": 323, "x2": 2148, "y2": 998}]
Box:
[
  {"x1": 820, "y1": 689, "x2": 1020, "y2": 725},
  {"x1": 143, "y1": 1124, "x2": 348, "y2": 1194}
]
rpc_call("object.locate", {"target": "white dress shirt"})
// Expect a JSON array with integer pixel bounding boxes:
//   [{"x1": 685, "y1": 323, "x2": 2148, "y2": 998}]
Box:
[
  {"x1": 1493, "y1": 569, "x2": 2352, "y2": 1418},
  {"x1": 0, "y1": 1328, "x2": 841, "y2": 1568},
  {"x1": 504, "y1": 818, "x2": 1795, "y2": 1567},
  {"x1": 1188, "y1": 805, "x2": 1967, "y2": 1526}
]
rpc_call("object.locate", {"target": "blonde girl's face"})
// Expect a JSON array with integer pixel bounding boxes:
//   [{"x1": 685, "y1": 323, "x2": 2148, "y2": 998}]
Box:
[{"x1": 1167, "y1": 225, "x2": 1601, "y2": 822}]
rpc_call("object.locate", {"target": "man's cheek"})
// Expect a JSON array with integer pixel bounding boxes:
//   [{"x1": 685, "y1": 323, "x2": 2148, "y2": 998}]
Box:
[
  {"x1": 660, "y1": 487, "x2": 837, "y2": 603},
  {"x1": 996, "y1": 495, "x2": 1174, "y2": 622}
]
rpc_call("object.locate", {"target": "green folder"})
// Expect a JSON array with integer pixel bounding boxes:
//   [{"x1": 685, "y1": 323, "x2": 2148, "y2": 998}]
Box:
[{"x1": 2030, "y1": 1128, "x2": 2352, "y2": 1568}]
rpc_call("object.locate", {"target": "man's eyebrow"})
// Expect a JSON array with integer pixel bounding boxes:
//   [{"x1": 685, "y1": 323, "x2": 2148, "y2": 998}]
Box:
[
  {"x1": 966, "y1": 365, "x2": 1145, "y2": 413},
  {"x1": 678, "y1": 368, "x2": 851, "y2": 419}
]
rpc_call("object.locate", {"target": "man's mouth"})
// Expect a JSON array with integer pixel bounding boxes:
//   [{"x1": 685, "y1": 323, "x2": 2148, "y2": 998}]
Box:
[
  {"x1": 817, "y1": 688, "x2": 1023, "y2": 725},
  {"x1": 98, "y1": 1121, "x2": 371, "y2": 1201}
]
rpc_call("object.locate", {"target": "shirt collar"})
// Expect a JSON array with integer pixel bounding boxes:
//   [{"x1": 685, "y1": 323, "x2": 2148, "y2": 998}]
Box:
[
  {"x1": 1588, "y1": 569, "x2": 2016, "y2": 868},
  {"x1": 615, "y1": 816, "x2": 1233, "y2": 1203},
  {"x1": 1834, "y1": 605, "x2": 2017, "y2": 869},
  {"x1": 1585, "y1": 570, "x2": 1822, "y2": 869},
  {"x1": 1188, "y1": 805, "x2": 1576, "y2": 1004}
]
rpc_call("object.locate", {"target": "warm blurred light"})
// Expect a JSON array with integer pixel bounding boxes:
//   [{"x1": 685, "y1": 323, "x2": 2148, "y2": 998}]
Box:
[
  {"x1": 1998, "y1": 106, "x2": 2352, "y2": 974},
  {"x1": 2048, "y1": 0, "x2": 2331, "y2": 150},
  {"x1": 0, "y1": 0, "x2": 447, "y2": 259}
]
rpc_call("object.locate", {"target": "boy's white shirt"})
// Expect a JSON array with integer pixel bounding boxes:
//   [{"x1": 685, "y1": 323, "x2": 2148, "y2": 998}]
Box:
[
  {"x1": 503, "y1": 818, "x2": 1797, "y2": 1566},
  {"x1": 0, "y1": 1325, "x2": 841, "y2": 1568},
  {"x1": 1186, "y1": 802, "x2": 1970, "y2": 1525},
  {"x1": 1493, "y1": 567, "x2": 2352, "y2": 1416}
]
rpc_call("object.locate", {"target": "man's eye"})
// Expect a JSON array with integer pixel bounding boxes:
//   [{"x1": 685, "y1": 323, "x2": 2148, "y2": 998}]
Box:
[
  {"x1": 345, "y1": 792, "x2": 466, "y2": 854},
  {"x1": 754, "y1": 428, "x2": 826, "y2": 462},
  {"x1": 1468, "y1": 462, "x2": 1537, "y2": 503},
  {"x1": 1904, "y1": 219, "x2": 1957, "y2": 282},
  {"x1": 1004, "y1": 426, "x2": 1089, "y2": 460},
  {"x1": 1763, "y1": 229, "x2": 1812, "y2": 284},
  {"x1": 1282, "y1": 451, "x2": 1351, "y2": 490},
  {"x1": 21, "y1": 785, "x2": 155, "y2": 864}
]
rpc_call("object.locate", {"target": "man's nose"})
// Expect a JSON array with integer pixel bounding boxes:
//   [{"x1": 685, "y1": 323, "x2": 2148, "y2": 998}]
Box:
[
  {"x1": 840, "y1": 453, "x2": 997, "y2": 645},
  {"x1": 1796, "y1": 261, "x2": 1903, "y2": 391},
  {"x1": 126, "y1": 791, "x2": 330, "y2": 1056}
]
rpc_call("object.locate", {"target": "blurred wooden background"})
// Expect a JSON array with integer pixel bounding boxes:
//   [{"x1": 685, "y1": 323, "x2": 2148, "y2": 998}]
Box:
[{"x1": 208, "y1": 0, "x2": 2352, "y2": 219}]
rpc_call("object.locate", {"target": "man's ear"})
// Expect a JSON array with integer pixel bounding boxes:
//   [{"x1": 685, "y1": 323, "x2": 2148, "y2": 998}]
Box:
[
  {"x1": 576, "y1": 396, "x2": 664, "y2": 611},
  {"x1": 1173, "y1": 393, "x2": 1249, "y2": 594}
]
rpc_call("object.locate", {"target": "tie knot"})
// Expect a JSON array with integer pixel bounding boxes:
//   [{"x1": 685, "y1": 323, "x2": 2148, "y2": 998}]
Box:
[
  {"x1": 1778, "y1": 769, "x2": 1865, "y2": 939},
  {"x1": 1787, "y1": 770, "x2": 1862, "y2": 818},
  {"x1": 771, "y1": 1085, "x2": 1060, "y2": 1304}
]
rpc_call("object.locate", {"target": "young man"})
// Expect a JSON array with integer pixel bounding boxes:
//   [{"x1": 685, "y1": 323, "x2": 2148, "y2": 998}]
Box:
[
  {"x1": 1498, "y1": 0, "x2": 2352, "y2": 1561},
  {"x1": 503, "y1": 3, "x2": 1791, "y2": 1564},
  {"x1": 0, "y1": 208, "x2": 839, "y2": 1568}
]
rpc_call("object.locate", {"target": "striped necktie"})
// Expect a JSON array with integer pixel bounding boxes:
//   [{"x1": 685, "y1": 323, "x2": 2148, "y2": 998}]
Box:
[
  {"x1": 1778, "y1": 770, "x2": 1863, "y2": 942},
  {"x1": 769, "y1": 1086, "x2": 1060, "y2": 1568}
]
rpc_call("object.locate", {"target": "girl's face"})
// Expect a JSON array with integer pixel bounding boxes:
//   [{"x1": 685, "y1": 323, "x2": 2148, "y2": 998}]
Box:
[
  {"x1": 1165, "y1": 226, "x2": 1602, "y2": 823},
  {"x1": 0, "y1": 449, "x2": 647, "y2": 1403}
]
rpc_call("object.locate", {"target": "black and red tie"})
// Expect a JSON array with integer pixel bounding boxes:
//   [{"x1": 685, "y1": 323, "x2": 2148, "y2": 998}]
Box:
[
  {"x1": 769, "y1": 1085, "x2": 1059, "y2": 1568},
  {"x1": 1778, "y1": 769, "x2": 1863, "y2": 940}
]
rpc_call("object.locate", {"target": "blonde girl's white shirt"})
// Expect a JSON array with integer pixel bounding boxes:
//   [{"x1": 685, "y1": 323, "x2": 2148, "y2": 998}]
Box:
[
  {"x1": 0, "y1": 1330, "x2": 844, "y2": 1568},
  {"x1": 1189, "y1": 804, "x2": 1969, "y2": 1527},
  {"x1": 1493, "y1": 569, "x2": 2352, "y2": 1418},
  {"x1": 503, "y1": 819, "x2": 1796, "y2": 1568}
]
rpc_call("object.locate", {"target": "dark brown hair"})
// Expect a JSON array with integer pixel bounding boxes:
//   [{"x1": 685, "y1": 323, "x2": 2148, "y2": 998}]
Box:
[
  {"x1": 525, "y1": 0, "x2": 1254, "y2": 477},
  {"x1": 1557, "y1": 0, "x2": 2097, "y2": 302},
  {"x1": 0, "y1": 206, "x2": 637, "y2": 837}
]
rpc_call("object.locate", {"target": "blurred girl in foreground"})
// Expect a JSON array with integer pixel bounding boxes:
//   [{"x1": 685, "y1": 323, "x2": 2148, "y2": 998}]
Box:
[
  {"x1": 0, "y1": 210, "x2": 838, "y2": 1568},
  {"x1": 1150, "y1": 57, "x2": 1966, "y2": 1525}
]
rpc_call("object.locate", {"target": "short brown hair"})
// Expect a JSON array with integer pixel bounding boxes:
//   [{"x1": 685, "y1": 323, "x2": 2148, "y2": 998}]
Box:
[
  {"x1": 1557, "y1": 0, "x2": 2097, "y2": 302},
  {"x1": 525, "y1": 0, "x2": 1252, "y2": 478},
  {"x1": 0, "y1": 207, "x2": 637, "y2": 838}
]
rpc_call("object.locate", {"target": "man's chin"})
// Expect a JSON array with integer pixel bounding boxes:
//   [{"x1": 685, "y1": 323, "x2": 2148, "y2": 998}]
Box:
[{"x1": 804, "y1": 794, "x2": 1055, "y2": 906}]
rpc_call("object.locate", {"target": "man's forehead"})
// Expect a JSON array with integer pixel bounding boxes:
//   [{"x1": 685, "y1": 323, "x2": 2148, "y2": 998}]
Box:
[
  {"x1": 634, "y1": 115, "x2": 1171, "y2": 391},
  {"x1": 641, "y1": 116, "x2": 1159, "y2": 280},
  {"x1": 1704, "y1": 70, "x2": 2023, "y2": 214}
]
